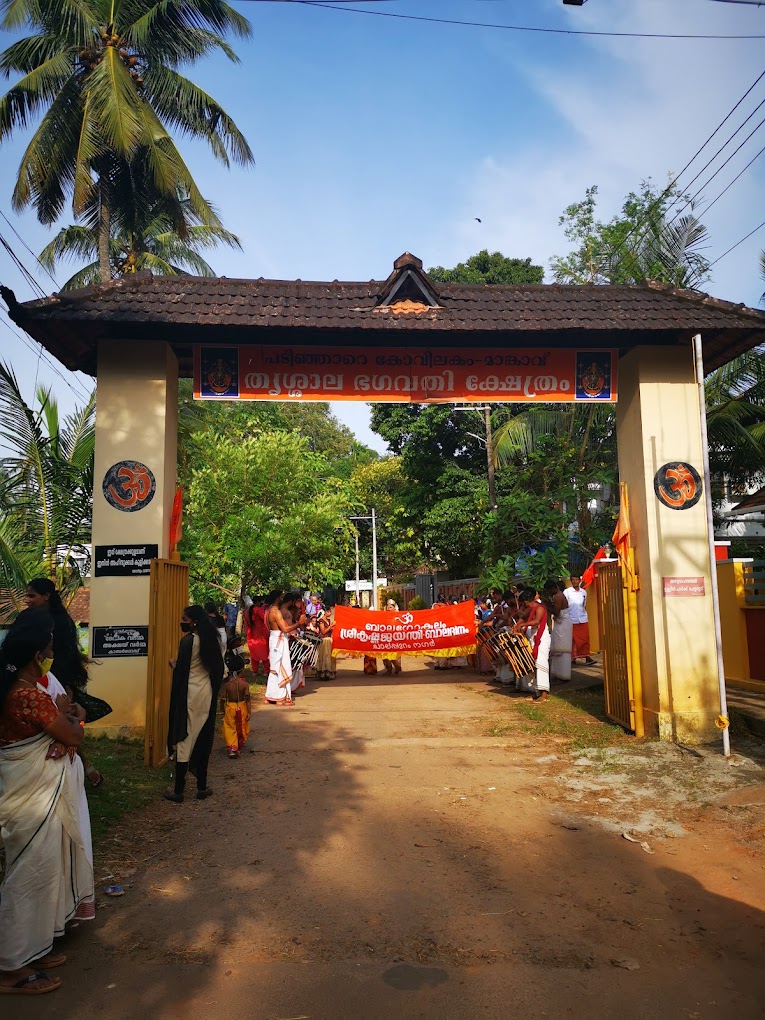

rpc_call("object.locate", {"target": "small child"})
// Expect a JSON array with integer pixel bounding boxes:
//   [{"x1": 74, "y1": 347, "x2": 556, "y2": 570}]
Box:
[{"x1": 220, "y1": 652, "x2": 251, "y2": 758}]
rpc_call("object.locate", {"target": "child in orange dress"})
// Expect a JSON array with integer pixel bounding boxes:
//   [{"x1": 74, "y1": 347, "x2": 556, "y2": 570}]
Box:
[{"x1": 220, "y1": 653, "x2": 251, "y2": 758}]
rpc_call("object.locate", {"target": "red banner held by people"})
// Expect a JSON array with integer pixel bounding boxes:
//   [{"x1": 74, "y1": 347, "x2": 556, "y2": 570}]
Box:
[{"x1": 332, "y1": 602, "x2": 477, "y2": 657}]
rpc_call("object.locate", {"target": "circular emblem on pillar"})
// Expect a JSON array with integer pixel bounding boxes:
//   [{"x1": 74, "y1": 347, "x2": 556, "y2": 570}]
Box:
[
  {"x1": 103, "y1": 460, "x2": 156, "y2": 512},
  {"x1": 653, "y1": 462, "x2": 702, "y2": 510}
]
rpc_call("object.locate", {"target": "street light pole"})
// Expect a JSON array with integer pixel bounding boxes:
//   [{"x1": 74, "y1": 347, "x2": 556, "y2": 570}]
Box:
[
  {"x1": 371, "y1": 507, "x2": 378, "y2": 610},
  {"x1": 354, "y1": 529, "x2": 361, "y2": 608},
  {"x1": 350, "y1": 510, "x2": 380, "y2": 609}
]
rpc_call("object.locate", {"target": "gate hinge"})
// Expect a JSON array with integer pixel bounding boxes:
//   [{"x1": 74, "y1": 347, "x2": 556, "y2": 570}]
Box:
[{"x1": 629, "y1": 699, "x2": 636, "y2": 711}]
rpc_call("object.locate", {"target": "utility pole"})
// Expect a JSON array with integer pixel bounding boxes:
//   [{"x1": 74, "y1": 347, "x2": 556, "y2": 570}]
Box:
[{"x1": 484, "y1": 406, "x2": 497, "y2": 511}]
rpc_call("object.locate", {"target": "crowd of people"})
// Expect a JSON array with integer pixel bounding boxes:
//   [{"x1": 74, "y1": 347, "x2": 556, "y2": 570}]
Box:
[
  {"x1": 0, "y1": 573, "x2": 596, "y2": 995},
  {"x1": 473, "y1": 575, "x2": 595, "y2": 702}
]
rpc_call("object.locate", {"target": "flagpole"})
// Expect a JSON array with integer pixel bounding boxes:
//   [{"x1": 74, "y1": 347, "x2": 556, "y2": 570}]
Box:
[{"x1": 693, "y1": 334, "x2": 730, "y2": 757}]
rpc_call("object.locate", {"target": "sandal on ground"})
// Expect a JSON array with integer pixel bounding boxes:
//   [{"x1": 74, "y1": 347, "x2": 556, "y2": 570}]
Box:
[
  {"x1": 84, "y1": 765, "x2": 102, "y2": 787},
  {"x1": 0, "y1": 972, "x2": 62, "y2": 995},
  {"x1": 163, "y1": 790, "x2": 184, "y2": 803}
]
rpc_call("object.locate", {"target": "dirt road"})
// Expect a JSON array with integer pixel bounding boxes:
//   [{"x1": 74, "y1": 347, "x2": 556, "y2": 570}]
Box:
[{"x1": 20, "y1": 661, "x2": 765, "y2": 1020}]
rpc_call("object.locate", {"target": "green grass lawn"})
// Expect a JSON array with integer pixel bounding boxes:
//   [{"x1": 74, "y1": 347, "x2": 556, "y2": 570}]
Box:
[
  {"x1": 84, "y1": 736, "x2": 172, "y2": 850},
  {"x1": 483, "y1": 684, "x2": 631, "y2": 750}
]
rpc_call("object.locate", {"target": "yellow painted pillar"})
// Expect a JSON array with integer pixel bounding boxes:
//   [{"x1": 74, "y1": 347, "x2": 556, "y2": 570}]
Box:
[
  {"x1": 88, "y1": 342, "x2": 178, "y2": 733},
  {"x1": 616, "y1": 346, "x2": 719, "y2": 743}
]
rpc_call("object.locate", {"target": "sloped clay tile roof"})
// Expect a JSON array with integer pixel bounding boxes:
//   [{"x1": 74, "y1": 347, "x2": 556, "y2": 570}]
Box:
[{"x1": 3, "y1": 255, "x2": 764, "y2": 374}]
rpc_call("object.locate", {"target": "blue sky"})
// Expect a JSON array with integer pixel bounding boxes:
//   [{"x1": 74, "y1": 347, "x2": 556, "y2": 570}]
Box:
[{"x1": 1, "y1": 0, "x2": 764, "y2": 451}]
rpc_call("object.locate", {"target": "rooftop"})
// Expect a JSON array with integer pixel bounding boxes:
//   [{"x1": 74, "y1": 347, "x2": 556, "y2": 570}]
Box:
[{"x1": 2, "y1": 253, "x2": 763, "y2": 376}]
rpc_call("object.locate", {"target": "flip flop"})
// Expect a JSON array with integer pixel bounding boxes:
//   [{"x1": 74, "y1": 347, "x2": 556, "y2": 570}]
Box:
[
  {"x1": 104, "y1": 885, "x2": 125, "y2": 897},
  {"x1": 0, "y1": 972, "x2": 62, "y2": 995}
]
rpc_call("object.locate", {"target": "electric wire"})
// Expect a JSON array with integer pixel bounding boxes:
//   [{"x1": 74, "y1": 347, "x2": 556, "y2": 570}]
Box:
[
  {"x1": 258, "y1": 0, "x2": 765, "y2": 39},
  {"x1": 0, "y1": 314, "x2": 92, "y2": 403},
  {"x1": 709, "y1": 218, "x2": 765, "y2": 267},
  {"x1": 0, "y1": 210, "x2": 58, "y2": 290},
  {"x1": 697, "y1": 141, "x2": 765, "y2": 218}
]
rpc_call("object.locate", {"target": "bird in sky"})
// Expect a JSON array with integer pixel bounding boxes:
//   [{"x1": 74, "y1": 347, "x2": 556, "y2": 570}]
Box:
[{"x1": 475, "y1": 217, "x2": 482, "y2": 223}]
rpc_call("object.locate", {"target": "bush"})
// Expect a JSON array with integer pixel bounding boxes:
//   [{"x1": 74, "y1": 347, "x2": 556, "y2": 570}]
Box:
[{"x1": 409, "y1": 596, "x2": 427, "y2": 610}]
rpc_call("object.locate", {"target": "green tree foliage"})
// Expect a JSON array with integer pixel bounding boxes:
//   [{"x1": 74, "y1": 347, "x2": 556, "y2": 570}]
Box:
[
  {"x1": 177, "y1": 388, "x2": 378, "y2": 600},
  {"x1": 550, "y1": 182, "x2": 710, "y2": 290},
  {"x1": 180, "y1": 429, "x2": 358, "y2": 603},
  {"x1": 427, "y1": 249, "x2": 544, "y2": 285},
  {"x1": 39, "y1": 185, "x2": 241, "y2": 289},
  {"x1": 0, "y1": 363, "x2": 94, "y2": 616},
  {"x1": 705, "y1": 348, "x2": 765, "y2": 489},
  {"x1": 0, "y1": 0, "x2": 253, "y2": 276}
]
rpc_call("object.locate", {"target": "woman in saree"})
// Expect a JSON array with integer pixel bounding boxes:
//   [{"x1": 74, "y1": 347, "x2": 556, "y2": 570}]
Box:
[
  {"x1": 245, "y1": 596, "x2": 270, "y2": 677},
  {"x1": 0, "y1": 611, "x2": 94, "y2": 996},
  {"x1": 165, "y1": 605, "x2": 225, "y2": 803}
]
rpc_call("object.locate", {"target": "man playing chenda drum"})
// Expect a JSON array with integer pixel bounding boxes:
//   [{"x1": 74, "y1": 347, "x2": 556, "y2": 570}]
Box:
[{"x1": 264, "y1": 592, "x2": 305, "y2": 706}]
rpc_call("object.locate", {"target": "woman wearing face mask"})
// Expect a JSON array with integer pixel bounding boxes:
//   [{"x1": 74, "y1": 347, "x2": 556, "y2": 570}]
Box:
[
  {"x1": 165, "y1": 605, "x2": 225, "y2": 803},
  {"x1": 25, "y1": 578, "x2": 112, "y2": 785},
  {"x1": 0, "y1": 609, "x2": 94, "y2": 996}
]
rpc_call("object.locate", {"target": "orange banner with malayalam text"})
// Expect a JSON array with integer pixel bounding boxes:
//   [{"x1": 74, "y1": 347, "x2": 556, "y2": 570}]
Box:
[
  {"x1": 332, "y1": 602, "x2": 477, "y2": 657},
  {"x1": 194, "y1": 346, "x2": 618, "y2": 403}
]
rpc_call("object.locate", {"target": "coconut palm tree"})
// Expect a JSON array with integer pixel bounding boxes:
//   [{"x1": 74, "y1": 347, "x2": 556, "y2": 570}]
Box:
[
  {"x1": 0, "y1": 362, "x2": 95, "y2": 618},
  {"x1": 705, "y1": 347, "x2": 765, "y2": 485},
  {"x1": 0, "y1": 0, "x2": 253, "y2": 278},
  {"x1": 39, "y1": 182, "x2": 242, "y2": 288}
]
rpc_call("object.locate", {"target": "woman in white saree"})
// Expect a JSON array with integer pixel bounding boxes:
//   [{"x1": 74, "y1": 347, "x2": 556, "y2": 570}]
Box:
[{"x1": 0, "y1": 610, "x2": 94, "y2": 996}]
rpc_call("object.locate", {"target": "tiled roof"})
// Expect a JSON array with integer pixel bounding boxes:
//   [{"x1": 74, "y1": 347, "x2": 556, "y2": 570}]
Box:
[{"x1": 3, "y1": 254, "x2": 764, "y2": 374}]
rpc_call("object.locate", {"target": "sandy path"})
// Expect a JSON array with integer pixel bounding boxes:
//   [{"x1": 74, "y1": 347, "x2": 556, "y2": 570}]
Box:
[{"x1": 16, "y1": 661, "x2": 765, "y2": 1019}]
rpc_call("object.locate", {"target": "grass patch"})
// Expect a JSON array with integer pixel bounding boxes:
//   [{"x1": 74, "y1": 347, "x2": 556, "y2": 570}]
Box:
[
  {"x1": 483, "y1": 684, "x2": 629, "y2": 751},
  {"x1": 85, "y1": 735, "x2": 172, "y2": 851}
]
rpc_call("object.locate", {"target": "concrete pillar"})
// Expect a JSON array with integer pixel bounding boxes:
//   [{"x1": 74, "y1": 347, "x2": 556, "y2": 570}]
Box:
[
  {"x1": 88, "y1": 342, "x2": 178, "y2": 732},
  {"x1": 616, "y1": 346, "x2": 720, "y2": 743}
]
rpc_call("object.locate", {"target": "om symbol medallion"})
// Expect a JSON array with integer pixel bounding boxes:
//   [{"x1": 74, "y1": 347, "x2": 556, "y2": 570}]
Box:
[{"x1": 653, "y1": 462, "x2": 702, "y2": 511}]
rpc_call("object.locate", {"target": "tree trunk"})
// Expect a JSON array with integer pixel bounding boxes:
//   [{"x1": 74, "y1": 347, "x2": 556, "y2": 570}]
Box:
[{"x1": 98, "y1": 176, "x2": 111, "y2": 282}]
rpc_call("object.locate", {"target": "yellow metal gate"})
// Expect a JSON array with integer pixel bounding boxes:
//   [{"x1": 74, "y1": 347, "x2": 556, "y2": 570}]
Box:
[
  {"x1": 145, "y1": 559, "x2": 189, "y2": 767},
  {"x1": 597, "y1": 561, "x2": 636, "y2": 733}
]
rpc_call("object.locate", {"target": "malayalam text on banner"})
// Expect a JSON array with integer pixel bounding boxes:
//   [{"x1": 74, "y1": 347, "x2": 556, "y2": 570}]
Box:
[
  {"x1": 332, "y1": 602, "x2": 476, "y2": 656},
  {"x1": 194, "y1": 346, "x2": 618, "y2": 404}
]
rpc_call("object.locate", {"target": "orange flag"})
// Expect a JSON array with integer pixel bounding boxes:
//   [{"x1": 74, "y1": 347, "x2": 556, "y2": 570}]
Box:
[
  {"x1": 169, "y1": 486, "x2": 183, "y2": 553},
  {"x1": 612, "y1": 482, "x2": 639, "y2": 591},
  {"x1": 582, "y1": 546, "x2": 608, "y2": 589}
]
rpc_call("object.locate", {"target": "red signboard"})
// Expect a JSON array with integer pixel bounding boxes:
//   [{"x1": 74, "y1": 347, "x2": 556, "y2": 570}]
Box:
[
  {"x1": 194, "y1": 346, "x2": 618, "y2": 404},
  {"x1": 332, "y1": 602, "x2": 477, "y2": 656},
  {"x1": 662, "y1": 577, "x2": 706, "y2": 597}
]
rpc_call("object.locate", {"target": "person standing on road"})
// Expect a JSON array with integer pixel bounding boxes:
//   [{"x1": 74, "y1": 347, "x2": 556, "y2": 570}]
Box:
[
  {"x1": 265, "y1": 592, "x2": 305, "y2": 705},
  {"x1": 564, "y1": 576, "x2": 596, "y2": 665},
  {"x1": 165, "y1": 606, "x2": 224, "y2": 802},
  {"x1": 514, "y1": 589, "x2": 550, "y2": 702},
  {"x1": 545, "y1": 580, "x2": 572, "y2": 683}
]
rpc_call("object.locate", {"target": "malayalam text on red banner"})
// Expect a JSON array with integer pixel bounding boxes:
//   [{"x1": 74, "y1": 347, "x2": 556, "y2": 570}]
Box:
[
  {"x1": 194, "y1": 346, "x2": 618, "y2": 404},
  {"x1": 332, "y1": 602, "x2": 477, "y2": 656}
]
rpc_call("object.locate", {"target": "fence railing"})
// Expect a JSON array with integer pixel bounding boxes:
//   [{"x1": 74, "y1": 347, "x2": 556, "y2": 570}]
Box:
[{"x1": 743, "y1": 560, "x2": 765, "y2": 605}]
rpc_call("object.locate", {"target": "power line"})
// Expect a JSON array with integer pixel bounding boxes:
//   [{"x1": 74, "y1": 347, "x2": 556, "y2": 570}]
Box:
[
  {"x1": 697, "y1": 140, "x2": 765, "y2": 218},
  {"x1": 268, "y1": 0, "x2": 765, "y2": 38},
  {"x1": 709, "y1": 217, "x2": 765, "y2": 265},
  {"x1": 0, "y1": 314, "x2": 92, "y2": 403},
  {"x1": 0, "y1": 210, "x2": 58, "y2": 290},
  {"x1": 598, "y1": 68, "x2": 765, "y2": 268},
  {"x1": 0, "y1": 232, "x2": 47, "y2": 299}
]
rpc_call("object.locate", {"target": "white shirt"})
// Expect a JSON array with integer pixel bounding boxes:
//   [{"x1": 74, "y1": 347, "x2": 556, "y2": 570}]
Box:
[{"x1": 564, "y1": 586, "x2": 588, "y2": 624}]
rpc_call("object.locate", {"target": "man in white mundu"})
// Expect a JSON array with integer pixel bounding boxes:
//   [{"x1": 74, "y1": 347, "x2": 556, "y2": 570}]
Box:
[
  {"x1": 265, "y1": 592, "x2": 305, "y2": 706},
  {"x1": 514, "y1": 588, "x2": 551, "y2": 702}
]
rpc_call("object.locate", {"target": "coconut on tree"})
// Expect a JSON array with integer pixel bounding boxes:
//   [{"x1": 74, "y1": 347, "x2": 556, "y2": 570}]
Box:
[{"x1": 0, "y1": 0, "x2": 253, "y2": 279}]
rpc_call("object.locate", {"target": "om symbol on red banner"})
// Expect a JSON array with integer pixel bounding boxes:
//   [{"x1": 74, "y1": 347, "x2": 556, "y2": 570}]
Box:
[
  {"x1": 102, "y1": 460, "x2": 156, "y2": 513},
  {"x1": 653, "y1": 461, "x2": 702, "y2": 511}
]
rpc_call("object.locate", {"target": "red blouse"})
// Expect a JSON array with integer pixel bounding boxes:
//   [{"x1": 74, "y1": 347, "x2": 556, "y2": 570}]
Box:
[{"x1": 0, "y1": 685, "x2": 60, "y2": 746}]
